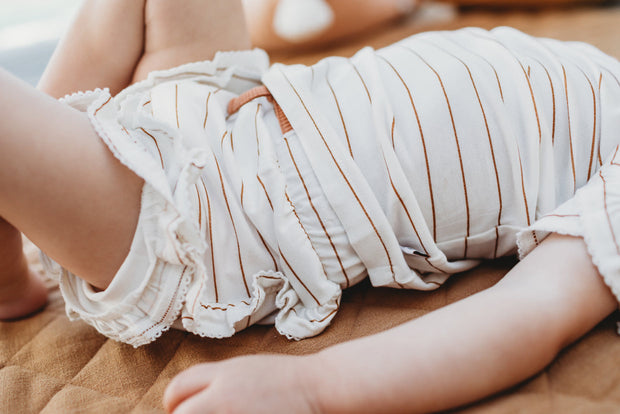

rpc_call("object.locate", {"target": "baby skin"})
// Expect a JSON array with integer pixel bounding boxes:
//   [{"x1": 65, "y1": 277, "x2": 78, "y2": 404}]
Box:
[
  {"x1": 0, "y1": 219, "x2": 47, "y2": 319},
  {"x1": 0, "y1": 0, "x2": 617, "y2": 413}
]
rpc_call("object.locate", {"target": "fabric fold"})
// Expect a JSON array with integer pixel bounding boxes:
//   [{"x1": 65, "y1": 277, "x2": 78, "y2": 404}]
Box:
[{"x1": 40, "y1": 28, "x2": 620, "y2": 346}]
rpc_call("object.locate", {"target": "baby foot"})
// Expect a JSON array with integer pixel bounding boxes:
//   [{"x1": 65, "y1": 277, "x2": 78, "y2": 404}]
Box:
[
  {"x1": 163, "y1": 354, "x2": 323, "y2": 414},
  {"x1": 0, "y1": 269, "x2": 48, "y2": 320}
]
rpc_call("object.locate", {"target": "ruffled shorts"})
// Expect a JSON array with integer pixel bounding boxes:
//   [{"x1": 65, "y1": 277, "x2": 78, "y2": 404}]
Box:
[
  {"x1": 42, "y1": 50, "x2": 309, "y2": 347},
  {"x1": 43, "y1": 50, "x2": 352, "y2": 347}
]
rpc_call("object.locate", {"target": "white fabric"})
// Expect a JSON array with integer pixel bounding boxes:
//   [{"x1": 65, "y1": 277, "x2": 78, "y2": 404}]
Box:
[{"x1": 42, "y1": 27, "x2": 620, "y2": 347}]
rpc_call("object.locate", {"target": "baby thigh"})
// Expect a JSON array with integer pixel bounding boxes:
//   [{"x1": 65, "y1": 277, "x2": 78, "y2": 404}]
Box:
[
  {"x1": 132, "y1": 0, "x2": 251, "y2": 81},
  {"x1": 0, "y1": 69, "x2": 143, "y2": 290}
]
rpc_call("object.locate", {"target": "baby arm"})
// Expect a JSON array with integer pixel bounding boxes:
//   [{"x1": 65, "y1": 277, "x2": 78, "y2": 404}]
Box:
[
  {"x1": 164, "y1": 234, "x2": 617, "y2": 413},
  {"x1": 312, "y1": 233, "x2": 617, "y2": 413}
]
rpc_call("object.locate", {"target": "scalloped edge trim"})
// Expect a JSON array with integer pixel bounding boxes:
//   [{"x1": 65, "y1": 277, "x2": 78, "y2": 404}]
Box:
[
  {"x1": 116, "y1": 49, "x2": 269, "y2": 100},
  {"x1": 49, "y1": 90, "x2": 204, "y2": 347},
  {"x1": 182, "y1": 269, "x2": 341, "y2": 341},
  {"x1": 59, "y1": 87, "x2": 109, "y2": 104},
  {"x1": 122, "y1": 263, "x2": 194, "y2": 348}
]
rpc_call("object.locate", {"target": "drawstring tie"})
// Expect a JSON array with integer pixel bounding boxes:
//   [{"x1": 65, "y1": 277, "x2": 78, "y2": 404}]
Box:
[{"x1": 227, "y1": 86, "x2": 293, "y2": 134}]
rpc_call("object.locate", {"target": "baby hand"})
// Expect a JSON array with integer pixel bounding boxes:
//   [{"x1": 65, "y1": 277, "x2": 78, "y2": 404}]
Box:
[{"x1": 163, "y1": 353, "x2": 323, "y2": 414}]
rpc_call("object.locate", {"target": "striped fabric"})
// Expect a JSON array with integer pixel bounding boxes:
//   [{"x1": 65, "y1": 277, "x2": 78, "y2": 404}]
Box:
[{"x1": 45, "y1": 27, "x2": 620, "y2": 346}]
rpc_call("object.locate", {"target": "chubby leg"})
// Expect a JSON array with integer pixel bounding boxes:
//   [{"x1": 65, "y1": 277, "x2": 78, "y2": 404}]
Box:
[
  {"x1": 163, "y1": 234, "x2": 616, "y2": 414},
  {"x1": 38, "y1": 0, "x2": 146, "y2": 98},
  {"x1": 0, "y1": 69, "x2": 143, "y2": 294},
  {"x1": 4, "y1": 0, "x2": 251, "y2": 318},
  {"x1": 39, "y1": 0, "x2": 251, "y2": 94},
  {"x1": 132, "y1": 0, "x2": 251, "y2": 82}
]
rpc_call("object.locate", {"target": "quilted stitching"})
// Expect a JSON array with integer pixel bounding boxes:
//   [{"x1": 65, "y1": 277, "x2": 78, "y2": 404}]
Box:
[{"x1": 4, "y1": 260, "x2": 620, "y2": 413}]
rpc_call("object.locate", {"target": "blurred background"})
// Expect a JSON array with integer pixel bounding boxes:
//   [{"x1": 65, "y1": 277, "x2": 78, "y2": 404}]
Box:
[{"x1": 0, "y1": 0, "x2": 79, "y2": 85}]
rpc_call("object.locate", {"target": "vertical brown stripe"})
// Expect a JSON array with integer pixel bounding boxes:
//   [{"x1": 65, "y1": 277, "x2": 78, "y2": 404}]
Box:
[
  {"x1": 203, "y1": 92, "x2": 212, "y2": 128},
  {"x1": 189, "y1": 186, "x2": 206, "y2": 315},
  {"x1": 493, "y1": 66, "x2": 504, "y2": 102},
  {"x1": 517, "y1": 148, "x2": 531, "y2": 226},
  {"x1": 351, "y1": 62, "x2": 372, "y2": 104},
  {"x1": 200, "y1": 177, "x2": 218, "y2": 302},
  {"x1": 281, "y1": 70, "x2": 395, "y2": 277},
  {"x1": 214, "y1": 157, "x2": 250, "y2": 298},
  {"x1": 257, "y1": 230, "x2": 278, "y2": 271},
  {"x1": 518, "y1": 62, "x2": 542, "y2": 144},
  {"x1": 278, "y1": 247, "x2": 321, "y2": 306},
  {"x1": 195, "y1": 185, "x2": 202, "y2": 229},
  {"x1": 402, "y1": 46, "x2": 471, "y2": 257},
  {"x1": 283, "y1": 137, "x2": 351, "y2": 287},
  {"x1": 465, "y1": 49, "x2": 504, "y2": 102},
  {"x1": 377, "y1": 55, "x2": 437, "y2": 240},
  {"x1": 580, "y1": 70, "x2": 597, "y2": 180},
  {"x1": 257, "y1": 175, "x2": 273, "y2": 210},
  {"x1": 94, "y1": 96, "x2": 112, "y2": 115},
  {"x1": 440, "y1": 47, "x2": 503, "y2": 258},
  {"x1": 139, "y1": 127, "x2": 164, "y2": 168},
  {"x1": 562, "y1": 65, "x2": 577, "y2": 193},
  {"x1": 132, "y1": 266, "x2": 188, "y2": 340},
  {"x1": 326, "y1": 76, "x2": 354, "y2": 158},
  {"x1": 381, "y1": 154, "x2": 444, "y2": 274},
  {"x1": 532, "y1": 60, "x2": 556, "y2": 145},
  {"x1": 391, "y1": 117, "x2": 396, "y2": 148},
  {"x1": 610, "y1": 145, "x2": 619, "y2": 165},
  {"x1": 255, "y1": 104, "x2": 261, "y2": 156},
  {"x1": 284, "y1": 192, "x2": 325, "y2": 271}
]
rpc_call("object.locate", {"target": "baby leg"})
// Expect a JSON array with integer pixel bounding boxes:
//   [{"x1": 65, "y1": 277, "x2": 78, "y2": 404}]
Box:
[
  {"x1": 39, "y1": 0, "x2": 251, "y2": 97},
  {"x1": 38, "y1": 0, "x2": 147, "y2": 98},
  {"x1": 0, "y1": 68, "x2": 143, "y2": 307},
  {"x1": 132, "y1": 0, "x2": 251, "y2": 82},
  {"x1": 0, "y1": 218, "x2": 47, "y2": 319}
]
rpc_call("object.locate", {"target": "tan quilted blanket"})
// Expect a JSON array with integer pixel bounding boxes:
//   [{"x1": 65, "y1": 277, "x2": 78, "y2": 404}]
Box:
[{"x1": 3, "y1": 3, "x2": 620, "y2": 412}]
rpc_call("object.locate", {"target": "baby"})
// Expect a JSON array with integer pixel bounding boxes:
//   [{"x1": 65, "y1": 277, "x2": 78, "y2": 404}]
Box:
[{"x1": 1, "y1": 0, "x2": 620, "y2": 413}]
